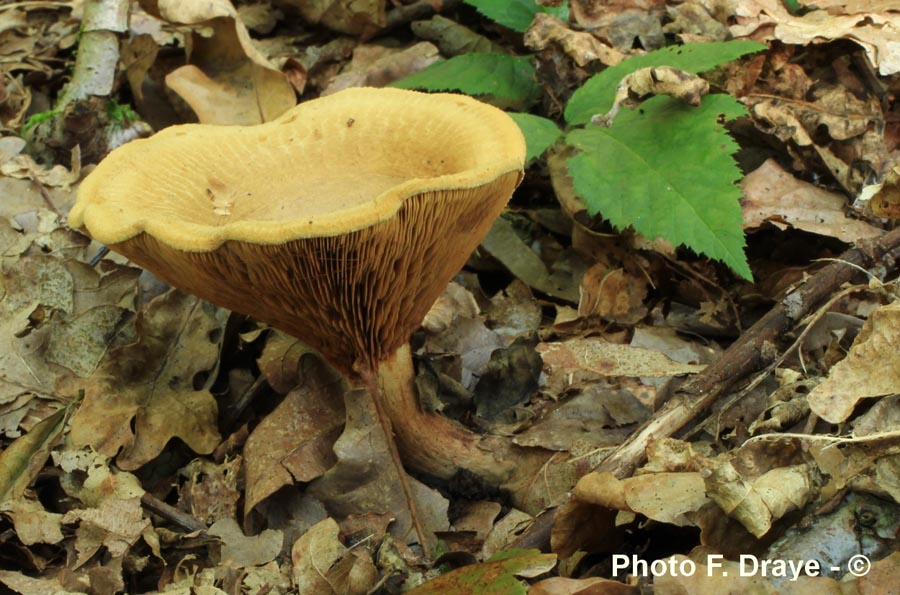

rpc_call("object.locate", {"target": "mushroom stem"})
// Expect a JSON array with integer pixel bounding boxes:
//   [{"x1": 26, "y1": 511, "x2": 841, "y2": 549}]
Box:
[
  {"x1": 358, "y1": 365, "x2": 432, "y2": 558},
  {"x1": 377, "y1": 344, "x2": 524, "y2": 488}
]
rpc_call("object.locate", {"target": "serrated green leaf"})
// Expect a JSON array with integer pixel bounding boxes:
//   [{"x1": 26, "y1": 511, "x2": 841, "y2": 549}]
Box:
[
  {"x1": 392, "y1": 53, "x2": 539, "y2": 109},
  {"x1": 508, "y1": 112, "x2": 562, "y2": 161},
  {"x1": 464, "y1": 0, "x2": 569, "y2": 33},
  {"x1": 566, "y1": 94, "x2": 751, "y2": 279},
  {"x1": 565, "y1": 40, "x2": 766, "y2": 125}
]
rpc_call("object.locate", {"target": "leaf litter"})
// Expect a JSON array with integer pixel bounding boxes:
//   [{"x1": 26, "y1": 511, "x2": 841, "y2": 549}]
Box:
[{"x1": 1, "y1": 0, "x2": 900, "y2": 593}]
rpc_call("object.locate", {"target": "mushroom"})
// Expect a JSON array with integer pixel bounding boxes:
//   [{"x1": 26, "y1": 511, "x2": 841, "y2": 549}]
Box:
[{"x1": 69, "y1": 87, "x2": 531, "y2": 553}]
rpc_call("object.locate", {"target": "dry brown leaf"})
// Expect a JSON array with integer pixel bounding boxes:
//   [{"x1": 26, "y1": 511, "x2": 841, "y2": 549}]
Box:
[
  {"x1": 573, "y1": 471, "x2": 709, "y2": 526},
  {"x1": 698, "y1": 456, "x2": 815, "y2": 537},
  {"x1": 423, "y1": 282, "x2": 480, "y2": 334},
  {"x1": 63, "y1": 496, "x2": 150, "y2": 566},
  {"x1": 412, "y1": 15, "x2": 507, "y2": 56},
  {"x1": 322, "y1": 42, "x2": 440, "y2": 96},
  {"x1": 244, "y1": 354, "x2": 346, "y2": 513},
  {"x1": 150, "y1": 0, "x2": 295, "y2": 124},
  {"x1": 278, "y1": 0, "x2": 386, "y2": 37},
  {"x1": 306, "y1": 387, "x2": 449, "y2": 550},
  {"x1": 732, "y1": 0, "x2": 900, "y2": 74},
  {"x1": 525, "y1": 13, "x2": 626, "y2": 67},
  {"x1": 69, "y1": 291, "x2": 223, "y2": 470},
  {"x1": 0, "y1": 497, "x2": 64, "y2": 546},
  {"x1": 538, "y1": 338, "x2": 706, "y2": 378},
  {"x1": 208, "y1": 517, "x2": 282, "y2": 567},
  {"x1": 664, "y1": 2, "x2": 731, "y2": 42},
  {"x1": 741, "y1": 159, "x2": 881, "y2": 241},
  {"x1": 291, "y1": 518, "x2": 378, "y2": 595},
  {"x1": 808, "y1": 302, "x2": 900, "y2": 423}
]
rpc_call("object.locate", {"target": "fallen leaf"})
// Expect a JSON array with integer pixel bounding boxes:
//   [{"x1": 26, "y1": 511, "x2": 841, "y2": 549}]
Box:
[
  {"x1": 209, "y1": 517, "x2": 282, "y2": 567},
  {"x1": 291, "y1": 518, "x2": 377, "y2": 595},
  {"x1": 808, "y1": 302, "x2": 900, "y2": 423},
  {"x1": 406, "y1": 549, "x2": 557, "y2": 595},
  {"x1": 151, "y1": 0, "x2": 295, "y2": 124},
  {"x1": 538, "y1": 338, "x2": 706, "y2": 378},
  {"x1": 732, "y1": 0, "x2": 900, "y2": 75},
  {"x1": 306, "y1": 388, "x2": 449, "y2": 550},
  {"x1": 244, "y1": 352, "x2": 346, "y2": 513},
  {"x1": 69, "y1": 290, "x2": 223, "y2": 470},
  {"x1": 741, "y1": 159, "x2": 881, "y2": 241},
  {"x1": 525, "y1": 13, "x2": 625, "y2": 67}
]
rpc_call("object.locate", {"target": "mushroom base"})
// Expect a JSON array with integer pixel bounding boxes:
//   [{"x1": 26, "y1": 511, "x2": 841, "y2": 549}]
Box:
[{"x1": 376, "y1": 344, "x2": 574, "y2": 514}]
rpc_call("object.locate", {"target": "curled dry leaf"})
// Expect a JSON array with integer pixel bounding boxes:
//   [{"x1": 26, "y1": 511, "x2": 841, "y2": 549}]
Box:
[
  {"x1": 731, "y1": 0, "x2": 900, "y2": 75},
  {"x1": 808, "y1": 302, "x2": 900, "y2": 424},
  {"x1": 591, "y1": 66, "x2": 709, "y2": 127},
  {"x1": 741, "y1": 159, "x2": 881, "y2": 242},
  {"x1": 697, "y1": 458, "x2": 815, "y2": 538},
  {"x1": 525, "y1": 13, "x2": 626, "y2": 68},
  {"x1": 291, "y1": 518, "x2": 378, "y2": 595},
  {"x1": 573, "y1": 471, "x2": 709, "y2": 526},
  {"x1": 148, "y1": 0, "x2": 295, "y2": 124}
]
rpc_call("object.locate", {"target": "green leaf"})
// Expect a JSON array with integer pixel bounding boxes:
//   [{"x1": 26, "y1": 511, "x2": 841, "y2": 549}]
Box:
[
  {"x1": 407, "y1": 549, "x2": 556, "y2": 594},
  {"x1": 566, "y1": 94, "x2": 752, "y2": 279},
  {"x1": 392, "y1": 53, "x2": 539, "y2": 109},
  {"x1": 464, "y1": 0, "x2": 569, "y2": 33},
  {"x1": 565, "y1": 40, "x2": 767, "y2": 125},
  {"x1": 508, "y1": 112, "x2": 562, "y2": 161}
]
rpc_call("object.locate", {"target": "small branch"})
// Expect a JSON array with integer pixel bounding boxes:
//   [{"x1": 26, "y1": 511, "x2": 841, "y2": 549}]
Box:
[
  {"x1": 140, "y1": 492, "x2": 207, "y2": 533},
  {"x1": 597, "y1": 226, "x2": 900, "y2": 479},
  {"x1": 360, "y1": 365, "x2": 432, "y2": 558},
  {"x1": 511, "y1": 226, "x2": 900, "y2": 551}
]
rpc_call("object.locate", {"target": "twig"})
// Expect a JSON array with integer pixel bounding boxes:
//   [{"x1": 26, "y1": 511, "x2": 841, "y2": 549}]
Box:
[
  {"x1": 360, "y1": 366, "x2": 432, "y2": 558},
  {"x1": 140, "y1": 492, "x2": 207, "y2": 533},
  {"x1": 384, "y1": 0, "x2": 462, "y2": 31},
  {"x1": 510, "y1": 226, "x2": 900, "y2": 551}
]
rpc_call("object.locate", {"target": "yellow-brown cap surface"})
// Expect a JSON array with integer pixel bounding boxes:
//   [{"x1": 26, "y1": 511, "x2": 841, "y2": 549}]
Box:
[{"x1": 69, "y1": 87, "x2": 526, "y2": 374}]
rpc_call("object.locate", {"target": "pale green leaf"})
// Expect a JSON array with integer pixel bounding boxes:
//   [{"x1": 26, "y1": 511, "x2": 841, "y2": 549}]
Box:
[
  {"x1": 508, "y1": 112, "x2": 562, "y2": 161},
  {"x1": 393, "y1": 53, "x2": 539, "y2": 108},
  {"x1": 565, "y1": 40, "x2": 766, "y2": 125},
  {"x1": 566, "y1": 94, "x2": 751, "y2": 279},
  {"x1": 464, "y1": 0, "x2": 569, "y2": 33}
]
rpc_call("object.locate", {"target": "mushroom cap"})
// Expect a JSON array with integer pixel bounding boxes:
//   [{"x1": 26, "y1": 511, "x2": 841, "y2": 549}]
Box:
[{"x1": 69, "y1": 87, "x2": 525, "y2": 374}]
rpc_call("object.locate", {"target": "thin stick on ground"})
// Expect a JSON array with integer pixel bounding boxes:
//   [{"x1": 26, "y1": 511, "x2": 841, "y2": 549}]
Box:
[
  {"x1": 359, "y1": 367, "x2": 432, "y2": 558},
  {"x1": 512, "y1": 225, "x2": 900, "y2": 551}
]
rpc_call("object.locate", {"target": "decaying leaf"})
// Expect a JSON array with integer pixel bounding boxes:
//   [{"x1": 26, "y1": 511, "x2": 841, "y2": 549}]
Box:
[
  {"x1": 591, "y1": 66, "x2": 710, "y2": 126},
  {"x1": 525, "y1": 13, "x2": 625, "y2": 67},
  {"x1": 406, "y1": 549, "x2": 557, "y2": 595},
  {"x1": 149, "y1": 0, "x2": 295, "y2": 124},
  {"x1": 244, "y1": 352, "x2": 346, "y2": 513},
  {"x1": 291, "y1": 518, "x2": 378, "y2": 595},
  {"x1": 538, "y1": 337, "x2": 706, "y2": 378},
  {"x1": 69, "y1": 291, "x2": 223, "y2": 470},
  {"x1": 306, "y1": 387, "x2": 449, "y2": 550},
  {"x1": 808, "y1": 302, "x2": 900, "y2": 424},
  {"x1": 732, "y1": 0, "x2": 900, "y2": 75},
  {"x1": 741, "y1": 159, "x2": 881, "y2": 241},
  {"x1": 209, "y1": 517, "x2": 282, "y2": 567}
]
